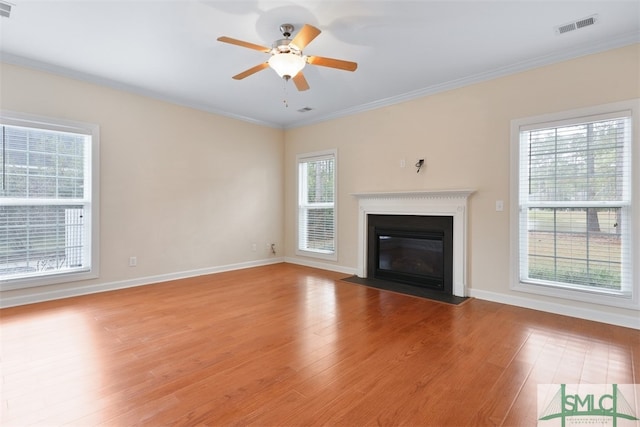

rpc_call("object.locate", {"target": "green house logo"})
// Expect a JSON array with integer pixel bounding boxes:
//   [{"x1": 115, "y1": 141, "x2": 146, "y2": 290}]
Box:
[{"x1": 538, "y1": 384, "x2": 640, "y2": 426}]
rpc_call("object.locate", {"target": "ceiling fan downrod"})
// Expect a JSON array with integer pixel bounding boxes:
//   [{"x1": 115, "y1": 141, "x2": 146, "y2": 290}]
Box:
[{"x1": 279, "y1": 23, "x2": 294, "y2": 38}]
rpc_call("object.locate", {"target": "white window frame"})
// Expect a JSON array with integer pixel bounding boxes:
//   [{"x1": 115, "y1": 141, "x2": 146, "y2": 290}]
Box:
[
  {"x1": 510, "y1": 99, "x2": 639, "y2": 310},
  {"x1": 296, "y1": 149, "x2": 338, "y2": 261},
  {"x1": 0, "y1": 111, "x2": 100, "y2": 290}
]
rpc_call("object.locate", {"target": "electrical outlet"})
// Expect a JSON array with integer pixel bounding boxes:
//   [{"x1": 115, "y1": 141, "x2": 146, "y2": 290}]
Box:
[
  {"x1": 251, "y1": 243, "x2": 257, "y2": 252},
  {"x1": 129, "y1": 256, "x2": 137, "y2": 267}
]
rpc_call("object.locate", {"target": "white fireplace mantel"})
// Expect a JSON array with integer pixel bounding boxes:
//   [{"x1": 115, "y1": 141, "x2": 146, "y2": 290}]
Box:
[{"x1": 352, "y1": 189, "x2": 475, "y2": 297}]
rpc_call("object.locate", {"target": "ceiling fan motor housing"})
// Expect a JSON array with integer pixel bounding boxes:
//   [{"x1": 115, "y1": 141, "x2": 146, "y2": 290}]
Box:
[{"x1": 272, "y1": 38, "x2": 301, "y2": 55}]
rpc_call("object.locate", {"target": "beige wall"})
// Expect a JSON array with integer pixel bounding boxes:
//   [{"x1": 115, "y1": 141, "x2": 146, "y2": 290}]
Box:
[
  {"x1": 2, "y1": 45, "x2": 638, "y2": 324},
  {"x1": 1, "y1": 63, "x2": 284, "y2": 304},
  {"x1": 284, "y1": 44, "x2": 640, "y2": 322}
]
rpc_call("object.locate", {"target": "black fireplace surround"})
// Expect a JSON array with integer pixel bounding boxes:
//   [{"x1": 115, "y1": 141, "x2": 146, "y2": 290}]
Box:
[{"x1": 367, "y1": 214, "x2": 454, "y2": 295}]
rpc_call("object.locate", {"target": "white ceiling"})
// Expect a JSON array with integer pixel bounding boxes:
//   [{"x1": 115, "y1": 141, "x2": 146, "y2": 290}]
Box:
[{"x1": 1, "y1": 1, "x2": 639, "y2": 129}]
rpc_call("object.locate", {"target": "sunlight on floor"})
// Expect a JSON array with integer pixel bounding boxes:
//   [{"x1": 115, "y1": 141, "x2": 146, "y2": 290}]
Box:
[{"x1": 1, "y1": 308, "x2": 104, "y2": 425}]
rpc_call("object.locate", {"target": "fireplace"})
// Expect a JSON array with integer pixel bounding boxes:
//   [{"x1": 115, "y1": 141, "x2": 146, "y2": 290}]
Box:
[
  {"x1": 367, "y1": 214, "x2": 453, "y2": 293},
  {"x1": 353, "y1": 190, "x2": 474, "y2": 297}
]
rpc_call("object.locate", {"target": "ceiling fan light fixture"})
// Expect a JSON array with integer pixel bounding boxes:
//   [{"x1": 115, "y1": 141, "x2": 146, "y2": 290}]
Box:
[{"x1": 268, "y1": 52, "x2": 306, "y2": 79}]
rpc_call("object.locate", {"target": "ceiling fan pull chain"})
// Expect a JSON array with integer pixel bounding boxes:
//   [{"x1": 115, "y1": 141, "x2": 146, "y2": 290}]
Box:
[{"x1": 282, "y1": 79, "x2": 289, "y2": 108}]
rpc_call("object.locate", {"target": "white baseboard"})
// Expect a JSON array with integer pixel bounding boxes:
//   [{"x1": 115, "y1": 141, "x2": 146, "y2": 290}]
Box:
[
  {"x1": 0, "y1": 258, "x2": 284, "y2": 308},
  {"x1": 469, "y1": 288, "x2": 640, "y2": 330},
  {"x1": 283, "y1": 256, "x2": 357, "y2": 276},
  {"x1": 5, "y1": 259, "x2": 636, "y2": 331}
]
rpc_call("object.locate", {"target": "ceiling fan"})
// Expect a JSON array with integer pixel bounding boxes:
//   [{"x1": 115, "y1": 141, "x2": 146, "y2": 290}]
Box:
[{"x1": 217, "y1": 23, "x2": 358, "y2": 91}]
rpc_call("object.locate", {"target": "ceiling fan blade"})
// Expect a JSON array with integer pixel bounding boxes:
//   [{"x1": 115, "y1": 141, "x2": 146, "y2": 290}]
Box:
[
  {"x1": 232, "y1": 62, "x2": 269, "y2": 80},
  {"x1": 290, "y1": 24, "x2": 321, "y2": 50},
  {"x1": 217, "y1": 36, "x2": 271, "y2": 53},
  {"x1": 307, "y1": 55, "x2": 358, "y2": 72},
  {"x1": 292, "y1": 72, "x2": 310, "y2": 91}
]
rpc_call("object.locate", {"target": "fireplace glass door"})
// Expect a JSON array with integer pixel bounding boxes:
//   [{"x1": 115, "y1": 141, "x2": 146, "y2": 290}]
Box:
[
  {"x1": 367, "y1": 214, "x2": 453, "y2": 293},
  {"x1": 375, "y1": 229, "x2": 445, "y2": 290}
]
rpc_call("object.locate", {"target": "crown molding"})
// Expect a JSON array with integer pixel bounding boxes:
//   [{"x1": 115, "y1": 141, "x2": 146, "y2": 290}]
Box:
[
  {"x1": 287, "y1": 31, "x2": 640, "y2": 129},
  {"x1": 2, "y1": 30, "x2": 638, "y2": 130},
  {"x1": 0, "y1": 52, "x2": 284, "y2": 129}
]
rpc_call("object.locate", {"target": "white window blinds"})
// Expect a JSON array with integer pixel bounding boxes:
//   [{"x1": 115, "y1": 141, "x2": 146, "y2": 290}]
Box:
[
  {"x1": 0, "y1": 115, "x2": 97, "y2": 288},
  {"x1": 518, "y1": 111, "x2": 632, "y2": 296},
  {"x1": 297, "y1": 150, "x2": 336, "y2": 259}
]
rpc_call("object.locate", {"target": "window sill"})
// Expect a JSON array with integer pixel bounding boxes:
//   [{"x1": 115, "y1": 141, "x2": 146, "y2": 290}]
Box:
[
  {"x1": 295, "y1": 249, "x2": 338, "y2": 262},
  {"x1": 512, "y1": 280, "x2": 639, "y2": 311},
  {"x1": 0, "y1": 269, "x2": 98, "y2": 291}
]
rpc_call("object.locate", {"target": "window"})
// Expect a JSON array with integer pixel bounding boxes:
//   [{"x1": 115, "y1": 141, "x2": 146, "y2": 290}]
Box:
[
  {"x1": 511, "y1": 100, "x2": 638, "y2": 309},
  {"x1": 0, "y1": 111, "x2": 99, "y2": 290},
  {"x1": 297, "y1": 149, "x2": 337, "y2": 261}
]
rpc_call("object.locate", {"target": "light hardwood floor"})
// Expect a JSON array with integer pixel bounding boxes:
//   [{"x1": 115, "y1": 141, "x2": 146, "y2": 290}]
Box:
[{"x1": 1, "y1": 263, "x2": 638, "y2": 426}]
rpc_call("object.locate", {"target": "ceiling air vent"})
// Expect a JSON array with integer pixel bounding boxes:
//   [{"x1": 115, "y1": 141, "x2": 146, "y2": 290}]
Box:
[
  {"x1": 297, "y1": 107, "x2": 313, "y2": 113},
  {"x1": 576, "y1": 16, "x2": 596, "y2": 29},
  {"x1": 0, "y1": 0, "x2": 12, "y2": 18},
  {"x1": 557, "y1": 22, "x2": 576, "y2": 34},
  {"x1": 555, "y1": 14, "x2": 598, "y2": 35}
]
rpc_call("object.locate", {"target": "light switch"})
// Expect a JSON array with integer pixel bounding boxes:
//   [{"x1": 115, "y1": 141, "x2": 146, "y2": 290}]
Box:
[{"x1": 496, "y1": 200, "x2": 504, "y2": 212}]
